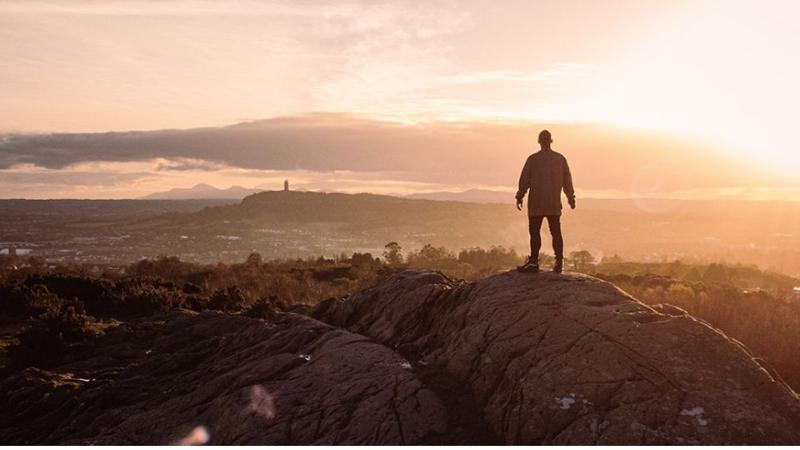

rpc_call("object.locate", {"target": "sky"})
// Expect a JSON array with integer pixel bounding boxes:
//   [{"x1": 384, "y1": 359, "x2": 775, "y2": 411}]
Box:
[{"x1": 1, "y1": 0, "x2": 799, "y2": 199}]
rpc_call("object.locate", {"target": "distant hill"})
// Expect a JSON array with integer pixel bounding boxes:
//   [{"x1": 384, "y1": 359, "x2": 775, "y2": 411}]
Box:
[
  {"x1": 176, "y1": 190, "x2": 514, "y2": 234},
  {"x1": 161, "y1": 190, "x2": 800, "y2": 273},
  {"x1": 3, "y1": 190, "x2": 799, "y2": 274},
  {"x1": 0, "y1": 198, "x2": 235, "y2": 218},
  {"x1": 142, "y1": 184, "x2": 263, "y2": 200}
]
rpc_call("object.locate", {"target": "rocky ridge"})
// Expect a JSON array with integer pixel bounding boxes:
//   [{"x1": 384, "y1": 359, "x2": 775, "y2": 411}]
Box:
[
  {"x1": 315, "y1": 270, "x2": 800, "y2": 444},
  {"x1": 0, "y1": 311, "x2": 454, "y2": 444},
  {"x1": 3, "y1": 270, "x2": 800, "y2": 444}
]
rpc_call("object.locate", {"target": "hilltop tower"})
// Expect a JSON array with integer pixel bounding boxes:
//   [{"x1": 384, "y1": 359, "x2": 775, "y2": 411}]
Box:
[{"x1": 284, "y1": 179, "x2": 289, "y2": 191}]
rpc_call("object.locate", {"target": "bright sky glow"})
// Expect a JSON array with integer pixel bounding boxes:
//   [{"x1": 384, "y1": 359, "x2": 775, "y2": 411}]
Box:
[{"x1": 1, "y1": 0, "x2": 798, "y2": 196}]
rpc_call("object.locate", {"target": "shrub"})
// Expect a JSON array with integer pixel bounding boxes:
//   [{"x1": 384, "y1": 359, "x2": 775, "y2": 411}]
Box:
[
  {"x1": 116, "y1": 280, "x2": 186, "y2": 317},
  {"x1": 351, "y1": 252, "x2": 378, "y2": 267},
  {"x1": 8, "y1": 305, "x2": 97, "y2": 369},
  {"x1": 383, "y1": 242, "x2": 403, "y2": 265},
  {"x1": 184, "y1": 294, "x2": 210, "y2": 312},
  {"x1": 457, "y1": 246, "x2": 522, "y2": 271},
  {"x1": 0, "y1": 283, "x2": 28, "y2": 315},
  {"x1": 22, "y1": 274, "x2": 114, "y2": 316},
  {"x1": 208, "y1": 286, "x2": 248, "y2": 312},
  {"x1": 9, "y1": 322, "x2": 67, "y2": 368},
  {"x1": 244, "y1": 296, "x2": 277, "y2": 320},
  {"x1": 23, "y1": 284, "x2": 64, "y2": 317},
  {"x1": 407, "y1": 244, "x2": 458, "y2": 269}
]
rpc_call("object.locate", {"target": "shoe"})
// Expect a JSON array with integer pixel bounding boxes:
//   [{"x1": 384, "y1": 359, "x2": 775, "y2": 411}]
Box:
[
  {"x1": 517, "y1": 256, "x2": 540, "y2": 273},
  {"x1": 553, "y1": 258, "x2": 563, "y2": 273}
]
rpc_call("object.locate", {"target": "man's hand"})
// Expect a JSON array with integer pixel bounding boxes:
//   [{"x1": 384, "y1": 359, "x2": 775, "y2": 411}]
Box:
[
  {"x1": 516, "y1": 199, "x2": 524, "y2": 211},
  {"x1": 568, "y1": 197, "x2": 576, "y2": 210}
]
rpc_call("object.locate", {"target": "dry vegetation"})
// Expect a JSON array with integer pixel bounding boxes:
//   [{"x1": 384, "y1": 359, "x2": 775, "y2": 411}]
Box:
[
  {"x1": 596, "y1": 267, "x2": 800, "y2": 389},
  {"x1": 2, "y1": 246, "x2": 800, "y2": 393}
]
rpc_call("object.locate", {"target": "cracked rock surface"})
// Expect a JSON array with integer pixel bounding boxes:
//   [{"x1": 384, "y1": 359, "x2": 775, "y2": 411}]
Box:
[
  {"x1": 0, "y1": 311, "x2": 451, "y2": 444},
  {"x1": 314, "y1": 270, "x2": 800, "y2": 444}
]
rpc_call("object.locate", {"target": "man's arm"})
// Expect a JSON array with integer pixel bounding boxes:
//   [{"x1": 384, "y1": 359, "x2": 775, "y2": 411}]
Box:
[
  {"x1": 563, "y1": 157, "x2": 576, "y2": 209},
  {"x1": 515, "y1": 156, "x2": 531, "y2": 209}
]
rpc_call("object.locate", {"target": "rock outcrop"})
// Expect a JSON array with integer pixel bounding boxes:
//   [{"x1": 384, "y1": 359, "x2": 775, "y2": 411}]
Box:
[
  {"x1": 0, "y1": 311, "x2": 454, "y2": 444},
  {"x1": 314, "y1": 270, "x2": 800, "y2": 444},
  {"x1": 4, "y1": 270, "x2": 800, "y2": 445}
]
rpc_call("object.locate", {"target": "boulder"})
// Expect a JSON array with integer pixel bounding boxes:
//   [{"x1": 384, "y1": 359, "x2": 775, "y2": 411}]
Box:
[
  {"x1": 314, "y1": 270, "x2": 800, "y2": 444},
  {"x1": 0, "y1": 311, "x2": 452, "y2": 444}
]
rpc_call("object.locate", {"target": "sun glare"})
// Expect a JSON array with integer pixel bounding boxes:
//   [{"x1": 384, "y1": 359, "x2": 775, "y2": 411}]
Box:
[{"x1": 596, "y1": 0, "x2": 800, "y2": 178}]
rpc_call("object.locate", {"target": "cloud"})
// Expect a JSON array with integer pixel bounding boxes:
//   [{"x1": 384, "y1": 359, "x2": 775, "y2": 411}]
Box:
[
  {"x1": 1, "y1": 113, "x2": 792, "y2": 200},
  {"x1": 155, "y1": 158, "x2": 226, "y2": 172},
  {"x1": 0, "y1": 155, "x2": 468, "y2": 199},
  {"x1": 0, "y1": 0, "x2": 391, "y2": 17},
  {"x1": 0, "y1": 161, "x2": 156, "y2": 198},
  {"x1": 0, "y1": 0, "x2": 472, "y2": 132},
  {"x1": 440, "y1": 65, "x2": 595, "y2": 85},
  {"x1": 0, "y1": 163, "x2": 150, "y2": 186}
]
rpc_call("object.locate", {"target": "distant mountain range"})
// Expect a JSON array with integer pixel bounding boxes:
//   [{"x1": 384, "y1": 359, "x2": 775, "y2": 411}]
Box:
[{"x1": 142, "y1": 184, "x2": 264, "y2": 200}]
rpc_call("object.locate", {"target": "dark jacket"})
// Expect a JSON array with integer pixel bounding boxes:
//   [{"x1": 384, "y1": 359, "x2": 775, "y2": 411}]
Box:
[{"x1": 515, "y1": 149, "x2": 575, "y2": 216}]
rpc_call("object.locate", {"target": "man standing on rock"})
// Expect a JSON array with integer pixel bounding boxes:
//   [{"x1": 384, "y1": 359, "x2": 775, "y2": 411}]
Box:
[{"x1": 515, "y1": 129, "x2": 575, "y2": 273}]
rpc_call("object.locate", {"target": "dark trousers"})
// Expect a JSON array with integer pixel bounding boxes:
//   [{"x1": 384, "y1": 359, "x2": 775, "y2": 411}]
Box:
[{"x1": 529, "y1": 215, "x2": 563, "y2": 262}]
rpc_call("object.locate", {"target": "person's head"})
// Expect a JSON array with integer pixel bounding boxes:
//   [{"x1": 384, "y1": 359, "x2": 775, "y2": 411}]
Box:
[{"x1": 538, "y1": 129, "x2": 552, "y2": 147}]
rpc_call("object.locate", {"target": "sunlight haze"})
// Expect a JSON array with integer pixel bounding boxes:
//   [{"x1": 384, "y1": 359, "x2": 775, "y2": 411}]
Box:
[
  {"x1": 1, "y1": 0, "x2": 798, "y2": 197},
  {"x1": 5, "y1": 3, "x2": 800, "y2": 446}
]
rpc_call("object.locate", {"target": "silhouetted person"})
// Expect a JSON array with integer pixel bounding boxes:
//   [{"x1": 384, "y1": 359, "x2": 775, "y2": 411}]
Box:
[{"x1": 515, "y1": 130, "x2": 575, "y2": 273}]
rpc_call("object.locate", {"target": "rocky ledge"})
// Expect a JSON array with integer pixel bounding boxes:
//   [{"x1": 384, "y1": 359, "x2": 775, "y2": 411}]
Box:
[
  {"x1": 315, "y1": 270, "x2": 800, "y2": 444},
  {"x1": 3, "y1": 270, "x2": 800, "y2": 444},
  {"x1": 0, "y1": 311, "x2": 455, "y2": 444}
]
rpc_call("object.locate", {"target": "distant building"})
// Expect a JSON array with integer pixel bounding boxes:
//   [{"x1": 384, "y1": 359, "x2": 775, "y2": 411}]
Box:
[{"x1": 284, "y1": 179, "x2": 289, "y2": 191}]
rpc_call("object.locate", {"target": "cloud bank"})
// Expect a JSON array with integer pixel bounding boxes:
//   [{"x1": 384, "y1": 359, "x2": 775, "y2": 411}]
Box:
[{"x1": 1, "y1": 114, "x2": 795, "y2": 199}]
